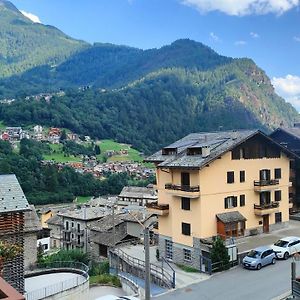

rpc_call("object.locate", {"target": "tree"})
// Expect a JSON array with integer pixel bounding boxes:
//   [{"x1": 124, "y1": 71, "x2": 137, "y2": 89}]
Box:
[
  {"x1": 0, "y1": 241, "x2": 22, "y2": 277},
  {"x1": 60, "y1": 129, "x2": 67, "y2": 142},
  {"x1": 210, "y1": 236, "x2": 230, "y2": 271},
  {"x1": 94, "y1": 144, "x2": 101, "y2": 155}
]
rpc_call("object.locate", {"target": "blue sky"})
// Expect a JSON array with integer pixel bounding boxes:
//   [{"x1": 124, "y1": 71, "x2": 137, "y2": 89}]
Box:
[{"x1": 12, "y1": 0, "x2": 300, "y2": 110}]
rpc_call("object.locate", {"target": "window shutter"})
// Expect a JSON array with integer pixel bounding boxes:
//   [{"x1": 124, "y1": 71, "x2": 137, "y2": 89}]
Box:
[
  {"x1": 225, "y1": 198, "x2": 228, "y2": 209},
  {"x1": 233, "y1": 197, "x2": 238, "y2": 207}
]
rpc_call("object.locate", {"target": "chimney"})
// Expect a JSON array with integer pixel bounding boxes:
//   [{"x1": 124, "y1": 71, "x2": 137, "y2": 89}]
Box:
[{"x1": 202, "y1": 146, "x2": 210, "y2": 158}]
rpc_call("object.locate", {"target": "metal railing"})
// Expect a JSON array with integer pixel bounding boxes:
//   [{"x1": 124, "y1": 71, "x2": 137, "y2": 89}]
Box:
[
  {"x1": 161, "y1": 257, "x2": 175, "y2": 288},
  {"x1": 253, "y1": 179, "x2": 279, "y2": 186},
  {"x1": 165, "y1": 183, "x2": 200, "y2": 192},
  {"x1": 254, "y1": 201, "x2": 279, "y2": 210},
  {"x1": 110, "y1": 248, "x2": 175, "y2": 289},
  {"x1": 25, "y1": 261, "x2": 89, "y2": 300}
]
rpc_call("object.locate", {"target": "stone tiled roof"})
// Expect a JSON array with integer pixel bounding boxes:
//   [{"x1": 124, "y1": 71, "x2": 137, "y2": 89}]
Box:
[
  {"x1": 216, "y1": 211, "x2": 247, "y2": 224},
  {"x1": 0, "y1": 174, "x2": 30, "y2": 213},
  {"x1": 278, "y1": 127, "x2": 300, "y2": 139},
  {"x1": 118, "y1": 186, "x2": 157, "y2": 200},
  {"x1": 90, "y1": 214, "x2": 124, "y2": 232},
  {"x1": 146, "y1": 130, "x2": 293, "y2": 169},
  {"x1": 58, "y1": 206, "x2": 110, "y2": 221},
  {"x1": 24, "y1": 205, "x2": 42, "y2": 233},
  {"x1": 46, "y1": 214, "x2": 63, "y2": 226}
]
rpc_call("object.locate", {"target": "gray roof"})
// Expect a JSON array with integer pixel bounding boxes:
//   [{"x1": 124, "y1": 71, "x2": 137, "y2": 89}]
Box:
[
  {"x1": 24, "y1": 205, "x2": 42, "y2": 233},
  {"x1": 118, "y1": 186, "x2": 157, "y2": 200},
  {"x1": 146, "y1": 130, "x2": 290, "y2": 169},
  {"x1": 58, "y1": 206, "x2": 110, "y2": 221},
  {"x1": 90, "y1": 214, "x2": 124, "y2": 232},
  {"x1": 216, "y1": 211, "x2": 247, "y2": 224},
  {"x1": 274, "y1": 127, "x2": 300, "y2": 140},
  {"x1": 46, "y1": 214, "x2": 63, "y2": 226},
  {"x1": 89, "y1": 228, "x2": 128, "y2": 246},
  {"x1": 0, "y1": 174, "x2": 30, "y2": 213}
]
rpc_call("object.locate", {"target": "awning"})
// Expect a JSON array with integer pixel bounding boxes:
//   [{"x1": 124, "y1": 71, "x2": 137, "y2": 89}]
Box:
[{"x1": 216, "y1": 211, "x2": 247, "y2": 224}]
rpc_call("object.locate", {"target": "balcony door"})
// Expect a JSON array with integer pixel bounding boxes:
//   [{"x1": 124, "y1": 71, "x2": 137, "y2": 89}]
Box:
[
  {"x1": 260, "y1": 169, "x2": 270, "y2": 181},
  {"x1": 181, "y1": 172, "x2": 190, "y2": 187},
  {"x1": 260, "y1": 192, "x2": 271, "y2": 206},
  {"x1": 263, "y1": 215, "x2": 269, "y2": 233}
]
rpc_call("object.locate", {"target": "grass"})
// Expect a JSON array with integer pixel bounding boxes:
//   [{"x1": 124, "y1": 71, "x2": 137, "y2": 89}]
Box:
[
  {"x1": 176, "y1": 264, "x2": 199, "y2": 273},
  {"x1": 89, "y1": 274, "x2": 121, "y2": 287},
  {"x1": 0, "y1": 121, "x2": 5, "y2": 130},
  {"x1": 75, "y1": 196, "x2": 92, "y2": 204},
  {"x1": 97, "y1": 139, "x2": 144, "y2": 163},
  {"x1": 43, "y1": 143, "x2": 82, "y2": 163}
]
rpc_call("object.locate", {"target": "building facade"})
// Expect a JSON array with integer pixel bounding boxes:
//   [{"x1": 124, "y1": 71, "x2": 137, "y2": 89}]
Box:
[{"x1": 146, "y1": 130, "x2": 293, "y2": 269}]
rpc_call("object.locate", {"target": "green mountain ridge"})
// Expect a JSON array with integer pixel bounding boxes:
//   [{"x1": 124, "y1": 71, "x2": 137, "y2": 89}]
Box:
[{"x1": 0, "y1": 1, "x2": 298, "y2": 153}]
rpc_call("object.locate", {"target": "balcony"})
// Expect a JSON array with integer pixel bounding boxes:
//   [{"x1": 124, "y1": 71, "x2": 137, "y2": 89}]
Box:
[
  {"x1": 253, "y1": 179, "x2": 279, "y2": 192},
  {"x1": 62, "y1": 228, "x2": 71, "y2": 233},
  {"x1": 71, "y1": 227, "x2": 85, "y2": 236},
  {"x1": 254, "y1": 201, "x2": 280, "y2": 216},
  {"x1": 71, "y1": 239, "x2": 84, "y2": 247},
  {"x1": 146, "y1": 202, "x2": 169, "y2": 216},
  {"x1": 165, "y1": 183, "x2": 200, "y2": 198}
]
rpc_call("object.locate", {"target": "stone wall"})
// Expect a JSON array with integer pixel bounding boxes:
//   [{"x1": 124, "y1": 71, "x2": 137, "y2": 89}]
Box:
[{"x1": 24, "y1": 232, "x2": 38, "y2": 269}]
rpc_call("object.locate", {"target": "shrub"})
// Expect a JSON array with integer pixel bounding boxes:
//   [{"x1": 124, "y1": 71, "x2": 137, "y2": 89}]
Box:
[{"x1": 210, "y1": 236, "x2": 230, "y2": 272}]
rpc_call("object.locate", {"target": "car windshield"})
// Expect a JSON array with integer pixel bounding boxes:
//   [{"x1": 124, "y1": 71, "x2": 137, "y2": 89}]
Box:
[
  {"x1": 247, "y1": 250, "x2": 261, "y2": 258},
  {"x1": 274, "y1": 240, "x2": 289, "y2": 247}
]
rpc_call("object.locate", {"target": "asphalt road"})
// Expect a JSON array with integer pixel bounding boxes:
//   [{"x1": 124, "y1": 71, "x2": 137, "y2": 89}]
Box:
[{"x1": 155, "y1": 259, "x2": 292, "y2": 300}]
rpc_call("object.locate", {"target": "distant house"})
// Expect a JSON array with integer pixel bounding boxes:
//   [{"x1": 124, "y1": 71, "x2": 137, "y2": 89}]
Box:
[
  {"x1": 6, "y1": 127, "x2": 22, "y2": 141},
  {"x1": 33, "y1": 125, "x2": 43, "y2": 134},
  {"x1": 0, "y1": 174, "x2": 31, "y2": 294},
  {"x1": 118, "y1": 186, "x2": 158, "y2": 206},
  {"x1": 47, "y1": 214, "x2": 63, "y2": 250},
  {"x1": 1, "y1": 131, "x2": 9, "y2": 141}
]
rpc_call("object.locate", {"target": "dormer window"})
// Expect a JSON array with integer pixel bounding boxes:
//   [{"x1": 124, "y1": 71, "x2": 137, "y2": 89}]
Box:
[
  {"x1": 187, "y1": 147, "x2": 202, "y2": 156},
  {"x1": 162, "y1": 148, "x2": 177, "y2": 155}
]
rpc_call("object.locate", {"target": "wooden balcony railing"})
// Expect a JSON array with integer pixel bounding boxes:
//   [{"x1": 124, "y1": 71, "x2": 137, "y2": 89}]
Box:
[
  {"x1": 253, "y1": 179, "x2": 279, "y2": 187},
  {"x1": 165, "y1": 183, "x2": 200, "y2": 192},
  {"x1": 146, "y1": 202, "x2": 169, "y2": 211}
]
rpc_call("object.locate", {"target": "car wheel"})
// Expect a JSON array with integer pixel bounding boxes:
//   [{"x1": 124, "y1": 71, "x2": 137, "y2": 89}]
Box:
[
  {"x1": 256, "y1": 263, "x2": 261, "y2": 270},
  {"x1": 272, "y1": 258, "x2": 276, "y2": 265},
  {"x1": 284, "y1": 252, "x2": 289, "y2": 260}
]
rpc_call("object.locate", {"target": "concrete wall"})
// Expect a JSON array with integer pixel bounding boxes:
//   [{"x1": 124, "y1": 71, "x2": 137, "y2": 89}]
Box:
[{"x1": 24, "y1": 232, "x2": 38, "y2": 269}]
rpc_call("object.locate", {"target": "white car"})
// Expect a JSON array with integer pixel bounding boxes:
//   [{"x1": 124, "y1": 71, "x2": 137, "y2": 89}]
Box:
[{"x1": 271, "y1": 236, "x2": 300, "y2": 259}]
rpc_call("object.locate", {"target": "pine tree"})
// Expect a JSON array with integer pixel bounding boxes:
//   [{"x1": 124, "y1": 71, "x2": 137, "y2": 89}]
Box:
[{"x1": 210, "y1": 237, "x2": 230, "y2": 271}]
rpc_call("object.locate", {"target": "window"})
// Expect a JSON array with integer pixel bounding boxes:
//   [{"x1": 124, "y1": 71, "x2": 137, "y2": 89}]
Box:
[
  {"x1": 77, "y1": 223, "x2": 81, "y2": 232},
  {"x1": 240, "y1": 171, "x2": 245, "y2": 183},
  {"x1": 66, "y1": 221, "x2": 69, "y2": 230},
  {"x1": 181, "y1": 198, "x2": 190, "y2": 210},
  {"x1": 240, "y1": 195, "x2": 245, "y2": 207},
  {"x1": 260, "y1": 169, "x2": 270, "y2": 181},
  {"x1": 71, "y1": 222, "x2": 74, "y2": 228},
  {"x1": 275, "y1": 212, "x2": 282, "y2": 223},
  {"x1": 181, "y1": 172, "x2": 190, "y2": 186},
  {"x1": 227, "y1": 171, "x2": 234, "y2": 184},
  {"x1": 43, "y1": 244, "x2": 48, "y2": 250},
  {"x1": 165, "y1": 240, "x2": 173, "y2": 260},
  {"x1": 275, "y1": 168, "x2": 281, "y2": 179},
  {"x1": 275, "y1": 190, "x2": 281, "y2": 201},
  {"x1": 183, "y1": 249, "x2": 192, "y2": 261},
  {"x1": 182, "y1": 223, "x2": 191, "y2": 236},
  {"x1": 224, "y1": 196, "x2": 237, "y2": 209}
]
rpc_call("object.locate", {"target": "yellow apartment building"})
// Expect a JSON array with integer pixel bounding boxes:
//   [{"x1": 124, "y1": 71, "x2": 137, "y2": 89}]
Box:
[{"x1": 146, "y1": 130, "x2": 294, "y2": 268}]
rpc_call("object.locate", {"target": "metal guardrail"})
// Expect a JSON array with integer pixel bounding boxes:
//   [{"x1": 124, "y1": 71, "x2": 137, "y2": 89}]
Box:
[
  {"x1": 254, "y1": 201, "x2": 279, "y2": 210},
  {"x1": 161, "y1": 257, "x2": 175, "y2": 288},
  {"x1": 253, "y1": 179, "x2": 279, "y2": 186},
  {"x1": 165, "y1": 183, "x2": 200, "y2": 192},
  {"x1": 110, "y1": 248, "x2": 175, "y2": 289},
  {"x1": 25, "y1": 261, "x2": 89, "y2": 300}
]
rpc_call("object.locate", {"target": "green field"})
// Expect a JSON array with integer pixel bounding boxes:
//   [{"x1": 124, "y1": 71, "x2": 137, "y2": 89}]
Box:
[
  {"x1": 75, "y1": 196, "x2": 92, "y2": 204},
  {"x1": 98, "y1": 139, "x2": 144, "y2": 162},
  {"x1": 43, "y1": 144, "x2": 82, "y2": 163},
  {"x1": 0, "y1": 121, "x2": 5, "y2": 130}
]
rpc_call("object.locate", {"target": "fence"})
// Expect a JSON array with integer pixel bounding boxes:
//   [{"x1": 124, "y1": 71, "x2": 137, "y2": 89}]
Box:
[
  {"x1": 25, "y1": 261, "x2": 89, "y2": 300},
  {"x1": 110, "y1": 248, "x2": 175, "y2": 289}
]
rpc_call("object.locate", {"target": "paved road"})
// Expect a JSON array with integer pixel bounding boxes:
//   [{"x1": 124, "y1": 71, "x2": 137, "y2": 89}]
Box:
[{"x1": 155, "y1": 259, "x2": 292, "y2": 300}]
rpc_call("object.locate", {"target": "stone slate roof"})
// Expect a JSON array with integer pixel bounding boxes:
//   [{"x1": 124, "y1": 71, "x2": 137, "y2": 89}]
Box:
[
  {"x1": 146, "y1": 130, "x2": 293, "y2": 169},
  {"x1": 24, "y1": 205, "x2": 42, "y2": 233},
  {"x1": 58, "y1": 206, "x2": 110, "y2": 221},
  {"x1": 118, "y1": 186, "x2": 157, "y2": 200},
  {"x1": 90, "y1": 214, "x2": 124, "y2": 232},
  {"x1": 46, "y1": 214, "x2": 63, "y2": 226},
  {"x1": 0, "y1": 174, "x2": 30, "y2": 213},
  {"x1": 216, "y1": 211, "x2": 247, "y2": 224}
]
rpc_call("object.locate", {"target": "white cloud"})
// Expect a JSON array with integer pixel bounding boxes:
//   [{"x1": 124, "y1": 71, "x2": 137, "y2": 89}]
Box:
[
  {"x1": 209, "y1": 32, "x2": 221, "y2": 42},
  {"x1": 272, "y1": 74, "x2": 300, "y2": 110},
  {"x1": 294, "y1": 36, "x2": 300, "y2": 42},
  {"x1": 250, "y1": 32, "x2": 260, "y2": 38},
  {"x1": 20, "y1": 10, "x2": 41, "y2": 23},
  {"x1": 181, "y1": 0, "x2": 300, "y2": 16},
  {"x1": 235, "y1": 40, "x2": 247, "y2": 46}
]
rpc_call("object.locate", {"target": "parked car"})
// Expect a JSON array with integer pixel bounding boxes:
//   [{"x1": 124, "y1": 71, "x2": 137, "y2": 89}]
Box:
[
  {"x1": 242, "y1": 246, "x2": 276, "y2": 270},
  {"x1": 271, "y1": 236, "x2": 300, "y2": 260}
]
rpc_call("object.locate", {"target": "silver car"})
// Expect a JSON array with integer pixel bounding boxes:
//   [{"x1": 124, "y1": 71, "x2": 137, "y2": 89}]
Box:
[{"x1": 243, "y1": 246, "x2": 276, "y2": 270}]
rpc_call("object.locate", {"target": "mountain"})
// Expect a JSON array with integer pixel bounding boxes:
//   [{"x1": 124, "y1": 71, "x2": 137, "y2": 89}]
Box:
[
  {"x1": 0, "y1": 1, "x2": 298, "y2": 153},
  {"x1": 0, "y1": 0, "x2": 87, "y2": 77}
]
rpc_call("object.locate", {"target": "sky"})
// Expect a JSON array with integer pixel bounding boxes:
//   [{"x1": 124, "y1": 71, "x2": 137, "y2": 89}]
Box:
[{"x1": 11, "y1": 0, "x2": 300, "y2": 110}]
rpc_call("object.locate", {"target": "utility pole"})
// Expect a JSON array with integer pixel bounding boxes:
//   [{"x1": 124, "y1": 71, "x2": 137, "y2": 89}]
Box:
[{"x1": 144, "y1": 227, "x2": 151, "y2": 300}]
